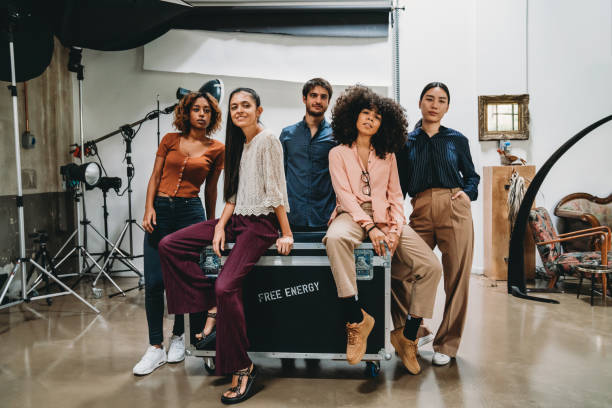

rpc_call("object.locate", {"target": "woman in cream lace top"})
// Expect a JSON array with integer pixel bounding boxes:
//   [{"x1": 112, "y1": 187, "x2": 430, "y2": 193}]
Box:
[
  {"x1": 158, "y1": 87, "x2": 293, "y2": 405},
  {"x1": 226, "y1": 127, "x2": 290, "y2": 215}
]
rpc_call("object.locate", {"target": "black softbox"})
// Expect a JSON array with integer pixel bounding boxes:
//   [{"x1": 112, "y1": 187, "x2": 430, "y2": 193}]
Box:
[
  {"x1": 1, "y1": 0, "x2": 190, "y2": 82},
  {"x1": 0, "y1": 1, "x2": 54, "y2": 82}
]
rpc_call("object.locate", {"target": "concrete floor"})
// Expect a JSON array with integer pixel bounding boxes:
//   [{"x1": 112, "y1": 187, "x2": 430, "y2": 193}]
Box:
[{"x1": 1, "y1": 276, "x2": 611, "y2": 408}]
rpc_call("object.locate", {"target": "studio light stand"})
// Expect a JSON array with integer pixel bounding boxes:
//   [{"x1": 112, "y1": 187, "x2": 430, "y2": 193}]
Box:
[
  {"x1": 86, "y1": 106, "x2": 177, "y2": 261},
  {"x1": 64, "y1": 98, "x2": 179, "y2": 298},
  {"x1": 90, "y1": 126, "x2": 148, "y2": 297},
  {"x1": 0, "y1": 12, "x2": 99, "y2": 313},
  {"x1": 51, "y1": 49, "x2": 143, "y2": 298}
]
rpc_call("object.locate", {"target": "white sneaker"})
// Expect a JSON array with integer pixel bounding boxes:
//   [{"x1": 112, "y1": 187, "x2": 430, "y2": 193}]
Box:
[
  {"x1": 133, "y1": 346, "x2": 167, "y2": 375},
  {"x1": 167, "y1": 334, "x2": 185, "y2": 363},
  {"x1": 418, "y1": 333, "x2": 434, "y2": 347},
  {"x1": 432, "y1": 352, "x2": 451, "y2": 366}
]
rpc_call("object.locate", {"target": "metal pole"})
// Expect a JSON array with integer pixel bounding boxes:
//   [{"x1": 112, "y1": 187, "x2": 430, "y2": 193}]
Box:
[
  {"x1": 76, "y1": 73, "x2": 85, "y2": 272},
  {"x1": 391, "y1": 1, "x2": 401, "y2": 103},
  {"x1": 103, "y1": 190, "x2": 109, "y2": 255},
  {"x1": 126, "y1": 138, "x2": 134, "y2": 255},
  {"x1": 157, "y1": 94, "x2": 160, "y2": 146},
  {"x1": 8, "y1": 34, "x2": 27, "y2": 301}
]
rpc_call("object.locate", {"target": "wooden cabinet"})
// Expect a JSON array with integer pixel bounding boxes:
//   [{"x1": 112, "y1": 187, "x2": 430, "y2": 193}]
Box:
[{"x1": 483, "y1": 165, "x2": 536, "y2": 280}]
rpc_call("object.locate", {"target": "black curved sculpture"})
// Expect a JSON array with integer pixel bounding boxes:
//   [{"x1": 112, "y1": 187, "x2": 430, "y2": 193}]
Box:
[{"x1": 507, "y1": 114, "x2": 612, "y2": 303}]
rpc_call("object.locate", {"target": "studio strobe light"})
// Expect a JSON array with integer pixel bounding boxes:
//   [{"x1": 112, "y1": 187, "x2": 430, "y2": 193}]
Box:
[
  {"x1": 60, "y1": 162, "x2": 102, "y2": 188},
  {"x1": 96, "y1": 177, "x2": 122, "y2": 192},
  {"x1": 175, "y1": 78, "x2": 224, "y2": 104}
]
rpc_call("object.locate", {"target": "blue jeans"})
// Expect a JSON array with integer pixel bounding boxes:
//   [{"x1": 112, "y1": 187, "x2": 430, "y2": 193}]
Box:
[{"x1": 143, "y1": 196, "x2": 206, "y2": 345}]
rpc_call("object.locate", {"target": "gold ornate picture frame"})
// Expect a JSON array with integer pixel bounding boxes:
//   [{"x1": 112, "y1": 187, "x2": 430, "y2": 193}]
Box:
[{"x1": 478, "y1": 94, "x2": 530, "y2": 141}]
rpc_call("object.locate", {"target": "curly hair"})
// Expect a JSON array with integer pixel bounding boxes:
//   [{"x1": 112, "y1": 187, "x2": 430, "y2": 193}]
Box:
[
  {"x1": 331, "y1": 85, "x2": 408, "y2": 158},
  {"x1": 173, "y1": 92, "x2": 222, "y2": 135}
]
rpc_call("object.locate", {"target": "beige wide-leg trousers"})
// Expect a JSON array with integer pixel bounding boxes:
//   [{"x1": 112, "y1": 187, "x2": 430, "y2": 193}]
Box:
[
  {"x1": 404, "y1": 188, "x2": 474, "y2": 357},
  {"x1": 323, "y1": 204, "x2": 442, "y2": 320}
]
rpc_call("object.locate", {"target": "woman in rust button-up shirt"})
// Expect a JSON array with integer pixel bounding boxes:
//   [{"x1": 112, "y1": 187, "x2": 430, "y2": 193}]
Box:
[{"x1": 133, "y1": 92, "x2": 224, "y2": 376}]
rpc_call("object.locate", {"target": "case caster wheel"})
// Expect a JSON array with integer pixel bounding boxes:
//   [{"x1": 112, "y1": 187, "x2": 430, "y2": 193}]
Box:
[
  {"x1": 46, "y1": 297, "x2": 53, "y2": 306},
  {"x1": 92, "y1": 287, "x2": 103, "y2": 299},
  {"x1": 365, "y1": 361, "x2": 380, "y2": 378},
  {"x1": 203, "y1": 357, "x2": 216, "y2": 374},
  {"x1": 138, "y1": 277, "x2": 145, "y2": 287},
  {"x1": 281, "y1": 358, "x2": 296, "y2": 371}
]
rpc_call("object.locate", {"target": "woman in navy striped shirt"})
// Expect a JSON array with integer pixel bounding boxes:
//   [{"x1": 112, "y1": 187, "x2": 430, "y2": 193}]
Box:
[{"x1": 396, "y1": 82, "x2": 480, "y2": 367}]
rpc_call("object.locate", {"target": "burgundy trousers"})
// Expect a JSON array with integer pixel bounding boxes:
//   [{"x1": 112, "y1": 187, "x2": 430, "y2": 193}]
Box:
[{"x1": 158, "y1": 213, "x2": 279, "y2": 375}]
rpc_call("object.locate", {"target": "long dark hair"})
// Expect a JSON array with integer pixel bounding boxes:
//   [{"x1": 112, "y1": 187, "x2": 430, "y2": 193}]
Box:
[
  {"x1": 331, "y1": 85, "x2": 408, "y2": 158},
  {"x1": 223, "y1": 87, "x2": 262, "y2": 202}
]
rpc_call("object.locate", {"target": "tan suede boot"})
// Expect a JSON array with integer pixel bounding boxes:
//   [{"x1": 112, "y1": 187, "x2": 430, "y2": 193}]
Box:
[
  {"x1": 391, "y1": 328, "x2": 421, "y2": 374},
  {"x1": 345, "y1": 309, "x2": 375, "y2": 365}
]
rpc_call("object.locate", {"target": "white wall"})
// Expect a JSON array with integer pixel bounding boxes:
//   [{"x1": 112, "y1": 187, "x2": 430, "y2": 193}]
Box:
[
  {"x1": 398, "y1": 0, "x2": 482, "y2": 270},
  {"x1": 528, "y1": 0, "x2": 612, "y2": 212},
  {"x1": 398, "y1": 0, "x2": 612, "y2": 274},
  {"x1": 76, "y1": 0, "x2": 612, "y2": 275},
  {"x1": 476, "y1": 0, "x2": 530, "y2": 167}
]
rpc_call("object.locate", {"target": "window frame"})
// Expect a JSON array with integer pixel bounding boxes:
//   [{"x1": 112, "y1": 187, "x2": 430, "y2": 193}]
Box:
[{"x1": 478, "y1": 94, "x2": 530, "y2": 141}]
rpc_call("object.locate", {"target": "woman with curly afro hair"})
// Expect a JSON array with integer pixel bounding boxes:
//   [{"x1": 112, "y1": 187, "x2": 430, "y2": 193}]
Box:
[
  {"x1": 323, "y1": 85, "x2": 441, "y2": 375},
  {"x1": 133, "y1": 91, "x2": 224, "y2": 376}
]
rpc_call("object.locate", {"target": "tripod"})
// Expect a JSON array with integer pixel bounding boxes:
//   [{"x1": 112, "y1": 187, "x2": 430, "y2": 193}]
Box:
[
  {"x1": 89, "y1": 126, "x2": 147, "y2": 297},
  {"x1": 51, "y1": 187, "x2": 129, "y2": 297},
  {"x1": 25, "y1": 232, "x2": 69, "y2": 305},
  {"x1": 0, "y1": 14, "x2": 98, "y2": 313},
  {"x1": 81, "y1": 101, "x2": 177, "y2": 297},
  {"x1": 88, "y1": 110, "x2": 175, "y2": 251},
  {"x1": 54, "y1": 50, "x2": 143, "y2": 298}
]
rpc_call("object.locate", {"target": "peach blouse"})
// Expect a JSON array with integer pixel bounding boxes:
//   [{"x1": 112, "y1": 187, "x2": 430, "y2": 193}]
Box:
[{"x1": 328, "y1": 144, "x2": 405, "y2": 234}]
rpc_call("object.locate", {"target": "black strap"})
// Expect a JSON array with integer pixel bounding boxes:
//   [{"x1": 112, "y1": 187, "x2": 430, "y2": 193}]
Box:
[
  {"x1": 365, "y1": 224, "x2": 377, "y2": 234},
  {"x1": 228, "y1": 367, "x2": 251, "y2": 397}
]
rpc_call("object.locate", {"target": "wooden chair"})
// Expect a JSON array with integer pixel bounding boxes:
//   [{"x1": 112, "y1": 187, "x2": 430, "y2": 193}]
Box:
[
  {"x1": 527, "y1": 207, "x2": 611, "y2": 290},
  {"x1": 554, "y1": 193, "x2": 612, "y2": 251}
]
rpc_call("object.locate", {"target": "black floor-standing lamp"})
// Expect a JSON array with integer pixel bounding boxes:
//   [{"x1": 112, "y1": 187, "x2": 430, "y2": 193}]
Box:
[{"x1": 507, "y1": 114, "x2": 612, "y2": 303}]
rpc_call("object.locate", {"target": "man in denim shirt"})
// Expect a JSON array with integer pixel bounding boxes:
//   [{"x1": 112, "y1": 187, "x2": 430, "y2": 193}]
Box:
[{"x1": 280, "y1": 78, "x2": 337, "y2": 231}]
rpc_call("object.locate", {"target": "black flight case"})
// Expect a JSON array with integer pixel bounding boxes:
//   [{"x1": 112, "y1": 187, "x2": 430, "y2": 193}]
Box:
[{"x1": 184, "y1": 231, "x2": 392, "y2": 377}]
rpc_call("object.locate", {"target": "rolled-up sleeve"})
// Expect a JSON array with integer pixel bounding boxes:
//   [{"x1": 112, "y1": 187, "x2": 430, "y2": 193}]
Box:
[
  {"x1": 328, "y1": 148, "x2": 373, "y2": 227},
  {"x1": 386, "y1": 154, "x2": 406, "y2": 233}
]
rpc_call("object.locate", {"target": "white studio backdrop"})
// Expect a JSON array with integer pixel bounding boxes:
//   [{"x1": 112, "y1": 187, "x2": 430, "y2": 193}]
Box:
[
  {"x1": 144, "y1": 29, "x2": 391, "y2": 86},
  {"x1": 78, "y1": 29, "x2": 390, "y2": 272}
]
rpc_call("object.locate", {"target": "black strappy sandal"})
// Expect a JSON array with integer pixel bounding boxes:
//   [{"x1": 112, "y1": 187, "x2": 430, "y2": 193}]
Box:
[
  {"x1": 220, "y1": 364, "x2": 258, "y2": 405},
  {"x1": 195, "y1": 311, "x2": 217, "y2": 350}
]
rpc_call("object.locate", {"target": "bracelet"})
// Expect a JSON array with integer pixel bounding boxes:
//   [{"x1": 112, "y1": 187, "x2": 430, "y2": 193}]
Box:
[{"x1": 365, "y1": 224, "x2": 377, "y2": 234}]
